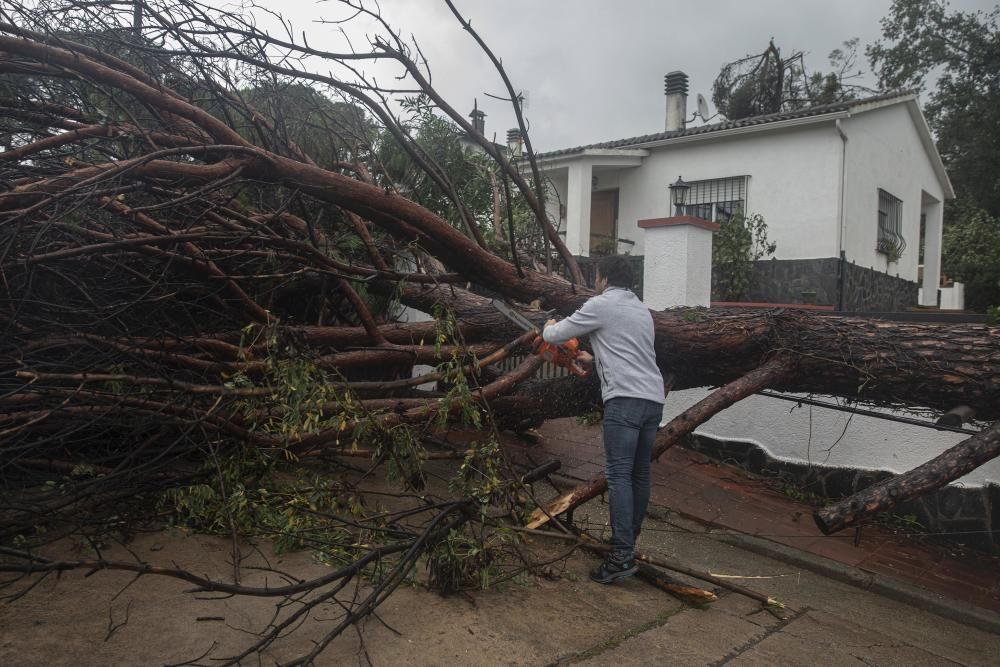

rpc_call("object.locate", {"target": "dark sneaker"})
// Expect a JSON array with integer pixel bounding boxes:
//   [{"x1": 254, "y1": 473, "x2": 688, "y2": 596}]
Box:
[{"x1": 589, "y1": 555, "x2": 638, "y2": 584}]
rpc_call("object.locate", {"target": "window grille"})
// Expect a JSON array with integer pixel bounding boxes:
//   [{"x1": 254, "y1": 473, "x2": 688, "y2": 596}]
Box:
[
  {"x1": 877, "y1": 189, "x2": 906, "y2": 259},
  {"x1": 681, "y1": 176, "x2": 748, "y2": 222}
]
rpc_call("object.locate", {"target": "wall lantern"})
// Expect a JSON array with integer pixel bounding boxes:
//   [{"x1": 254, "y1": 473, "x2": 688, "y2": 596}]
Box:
[{"x1": 669, "y1": 176, "x2": 690, "y2": 215}]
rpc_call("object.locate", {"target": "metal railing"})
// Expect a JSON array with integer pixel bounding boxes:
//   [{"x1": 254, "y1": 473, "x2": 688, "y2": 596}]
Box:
[{"x1": 493, "y1": 355, "x2": 569, "y2": 379}]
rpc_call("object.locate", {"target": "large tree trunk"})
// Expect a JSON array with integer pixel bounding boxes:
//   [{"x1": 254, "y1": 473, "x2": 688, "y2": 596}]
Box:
[{"x1": 398, "y1": 283, "x2": 1000, "y2": 420}]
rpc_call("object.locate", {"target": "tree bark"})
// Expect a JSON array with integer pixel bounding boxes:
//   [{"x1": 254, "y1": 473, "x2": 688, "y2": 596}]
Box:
[
  {"x1": 814, "y1": 420, "x2": 1000, "y2": 534},
  {"x1": 398, "y1": 283, "x2": 1000, "y2": 421}
]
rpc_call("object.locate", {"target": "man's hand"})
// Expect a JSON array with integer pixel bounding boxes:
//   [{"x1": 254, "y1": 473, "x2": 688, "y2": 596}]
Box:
[
  {"x1": 577, "y1": 350, "x2": 594, "y2": 368},
  {"x1": 544, "y1": 318, "x2": 557, "y2": 330}
]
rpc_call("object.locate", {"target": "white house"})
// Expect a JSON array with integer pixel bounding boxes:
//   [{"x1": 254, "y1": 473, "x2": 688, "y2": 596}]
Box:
[
  {"x1": 530, "y1": 73, "x2": 957, "y2": 311},
  {"x1": 525, "y1": 76, "x2": 997, "y2": 549}
]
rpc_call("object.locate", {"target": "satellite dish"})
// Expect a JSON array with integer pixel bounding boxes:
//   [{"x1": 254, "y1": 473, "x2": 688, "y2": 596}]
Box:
[{"x1": 696, "y1": 93, "x2": 710, "y2": 120}]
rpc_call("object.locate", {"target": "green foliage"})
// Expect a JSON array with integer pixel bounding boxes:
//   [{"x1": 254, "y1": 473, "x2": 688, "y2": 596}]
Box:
[
  {"x1": 228, "y1": 325, "x2": 340, "y2": 444},
  {"x1": 449, "y1": 438, "x2": 506, "y2": 504},
  {"x1": 941, "y1": 204, "x2": 1000, "y2": 313},
  {"x1": 427, "y1": 524, "x2": 516, "y2": 593},
  {"x1": 431, "y1": 302, "x2": 484, "y2": 431},
  {"x1": 429, "y1": 439, "x2": 517, "y2": 592},
  {"x1": 160, "y1": 447, "x2": 369, "y2": 561},
  {"x1": 876, "y1": 511, "x2": 926, "y2": 534},
  {"x1": 161, "y1": 328, "x2": 366, "y2": 560},
  {"x1": 376, "y1": 96, "x2": 536, "y2": 256},
  {"x1": 778, "y1": 482, "x2": 825, "y2": 506},
  {"x1": 869, "y1": 1, "x2": 1000, "y2": 216},
  {"x1": 712, "y1": 212, "x2": 776, "y2": 302}
]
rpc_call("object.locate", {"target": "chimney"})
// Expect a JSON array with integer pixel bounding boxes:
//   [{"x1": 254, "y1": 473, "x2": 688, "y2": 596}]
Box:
[
  {"x1": 664, "y1": 71, "x2": 688, "y2": 132},
  {"x1": 506, "y1": 128, "x2": 523, "y2": 156},
  {"x1": 469, "y1": 99, "x2": 486, "y2": 135}
]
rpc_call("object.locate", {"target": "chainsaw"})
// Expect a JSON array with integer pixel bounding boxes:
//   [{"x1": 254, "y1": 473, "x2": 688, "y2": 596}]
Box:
[{"x1": 491, "y1": 299, "x2": 591, "y2": 378}]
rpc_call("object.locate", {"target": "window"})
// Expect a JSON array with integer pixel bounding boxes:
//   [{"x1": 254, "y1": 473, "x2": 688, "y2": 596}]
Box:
[
  {"x1": 877, "y1": 189, "x2": 906, "y2": 259},
  {"x1": 681, "y1": 176, "x2": 748, "y2": 222}
]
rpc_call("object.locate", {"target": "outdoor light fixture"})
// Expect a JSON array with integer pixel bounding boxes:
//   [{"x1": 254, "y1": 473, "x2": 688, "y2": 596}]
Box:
[{"x1": 669, "y1": 176, "x2": 690, "y2": 215}]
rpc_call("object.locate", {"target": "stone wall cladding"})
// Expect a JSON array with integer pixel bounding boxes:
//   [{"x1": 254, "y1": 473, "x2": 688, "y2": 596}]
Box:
[
  {"x1": 710, "y1": 258, "x2": 919, "y2": 311},
  {"x1": 684, "y1": 434, "x2": 997, "y2": 553},
  {"x1": 713, "y1": 258, "x2": 842, "y2": 306},
  {"x1": 841, "y1": 260, "x2": 919, "y2": 311}
]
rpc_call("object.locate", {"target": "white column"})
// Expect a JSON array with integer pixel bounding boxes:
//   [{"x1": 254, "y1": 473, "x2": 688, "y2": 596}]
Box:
[
  {"x1": 920, "y1": 200, "x2": 943, "y2": 307},
  {"x1": 565, "y1": 161, "x2": 592, "y2": 257},
  {"x1": 640, "y1": 217, "x2": 718, "y2": 309}
]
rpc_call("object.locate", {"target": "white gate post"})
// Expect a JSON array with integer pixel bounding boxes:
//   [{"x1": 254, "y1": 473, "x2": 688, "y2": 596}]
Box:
[{"x1": 639, "y1": 215, "x2": 719, "y2": 309}]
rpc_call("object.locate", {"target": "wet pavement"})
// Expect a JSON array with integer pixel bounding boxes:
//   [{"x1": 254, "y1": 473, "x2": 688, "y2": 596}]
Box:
[{"x1": 496, "y1": 418, "x2": 1000, "y2": 619}]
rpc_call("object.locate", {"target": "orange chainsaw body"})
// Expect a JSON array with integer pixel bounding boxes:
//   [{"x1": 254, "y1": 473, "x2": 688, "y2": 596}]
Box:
[
  {"x1": 490, "y1": 298, "x2": 592, "y2": 378},
  {"x1": 531, "y1": 335, "x2": 590, "y2": 378}
]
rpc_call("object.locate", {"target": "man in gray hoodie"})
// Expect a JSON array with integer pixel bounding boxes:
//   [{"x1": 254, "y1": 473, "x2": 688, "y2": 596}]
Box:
[{"x1": 543, "y1": 255, "x2": 665, "y2": 584}]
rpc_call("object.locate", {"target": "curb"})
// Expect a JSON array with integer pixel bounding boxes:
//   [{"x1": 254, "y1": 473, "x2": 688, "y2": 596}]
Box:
[
  {"x1": 531, "y1": 470, "x2": 1000, "y2": 635},
  {"x1": 651, "y1": 507, "x2": 1000, "y2": 637}
]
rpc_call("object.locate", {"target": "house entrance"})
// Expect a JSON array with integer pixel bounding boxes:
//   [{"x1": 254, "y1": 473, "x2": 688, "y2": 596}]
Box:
[{"x1": 589, "y1": 189, "x2": 618, "y2": 256}]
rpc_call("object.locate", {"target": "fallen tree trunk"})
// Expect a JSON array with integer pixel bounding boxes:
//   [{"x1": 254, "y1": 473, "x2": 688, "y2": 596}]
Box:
[
  {"x1": 814, "y1": 420, "x2": 1000, "y2": 534},
  {"x1": 397, "y1": 283, "x2": 1000, "y2": 421}
]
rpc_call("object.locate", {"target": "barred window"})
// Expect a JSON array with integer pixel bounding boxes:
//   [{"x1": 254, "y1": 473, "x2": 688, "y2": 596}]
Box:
[
  {"x1": 681, "y1": 176, "x2": 748, "y2": 222},
  {"x1": 876, "y1": 189, "x2": 906, "y2": 259}
]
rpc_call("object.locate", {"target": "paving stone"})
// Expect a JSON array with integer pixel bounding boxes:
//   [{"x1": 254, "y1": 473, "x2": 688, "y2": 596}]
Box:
[
  {"x1": 728, "y1": 630, "x2": 941, "y2": 667},
  {"x1": 575, "y1": 605, "x2": 772, "y2": 667}
]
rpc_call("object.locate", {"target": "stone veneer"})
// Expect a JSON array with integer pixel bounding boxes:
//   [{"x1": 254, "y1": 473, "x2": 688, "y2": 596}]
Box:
[
  {"x1": 841, "y1": 260, "x2": 919, "y2": 312},
  {"x1": 711, "y1": 257, "x2": 919, "y2": 312}
]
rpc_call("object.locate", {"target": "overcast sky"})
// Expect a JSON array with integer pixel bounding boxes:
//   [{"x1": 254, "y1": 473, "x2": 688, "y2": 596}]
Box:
[{"x1": 276, "y1": 0, "x2": 996, "y2": 151}]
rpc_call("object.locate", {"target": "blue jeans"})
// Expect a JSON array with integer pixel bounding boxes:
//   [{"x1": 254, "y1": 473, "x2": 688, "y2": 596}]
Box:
[{"x1": 602, "y1": 397, "x2": 663, "y2": 559}]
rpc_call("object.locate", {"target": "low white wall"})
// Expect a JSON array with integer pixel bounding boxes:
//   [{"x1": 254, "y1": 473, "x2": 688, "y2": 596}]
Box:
[
  {"x1": 939, "y1": 283, "x2": 965, "y2": 311},
  {"x1": 917, "y1": 282, "x2": 966, "y2": 311},
  {"x1": 663, "y1": 388, "x2": 997, "y2": 488}
]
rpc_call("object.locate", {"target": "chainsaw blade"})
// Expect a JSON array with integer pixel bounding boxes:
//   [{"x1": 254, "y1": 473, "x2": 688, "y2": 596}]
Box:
[{"x1": 490, "y1": 298, "x2": 540, "y2": 333}]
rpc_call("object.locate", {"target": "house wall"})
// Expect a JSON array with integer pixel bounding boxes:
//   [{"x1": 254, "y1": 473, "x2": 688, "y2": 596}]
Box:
[
  {"x1": 841, "y1": 105, "x2": 947, "y2": 283},
  {"x1": 615, "y1": 125, "x2": 843, "y2": 259},
  {"x1": 545, "y1": 171, "x2": 568, "y2": 236}
]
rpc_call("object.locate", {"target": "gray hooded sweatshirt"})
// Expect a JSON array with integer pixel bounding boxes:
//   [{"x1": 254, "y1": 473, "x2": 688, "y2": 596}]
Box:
[{"x1": 542, "y1": 287, "x2": 665, "y2": 404}]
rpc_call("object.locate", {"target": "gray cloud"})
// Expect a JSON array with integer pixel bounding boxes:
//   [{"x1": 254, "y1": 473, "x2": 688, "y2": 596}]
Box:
[{"x1": 282, "y1": 0, "x2": 996, "y2": 150}]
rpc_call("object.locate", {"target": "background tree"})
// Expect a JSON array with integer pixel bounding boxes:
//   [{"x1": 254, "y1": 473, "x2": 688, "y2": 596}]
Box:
[
  {"x1": 869, "y1": 0, "x2": 1000, "y2": 311},
  {"x1": 940, "y1": 204, "x2": 1000, "y2": 312},
  {"x1": 869, "y1": 0, "x2": 1000, "y2": 216}
]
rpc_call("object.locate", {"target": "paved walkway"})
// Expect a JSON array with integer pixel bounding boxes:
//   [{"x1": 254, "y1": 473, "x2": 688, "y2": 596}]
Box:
[{"x1": 497, "y1": 418, "x2": 1000, "y2": 619}]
